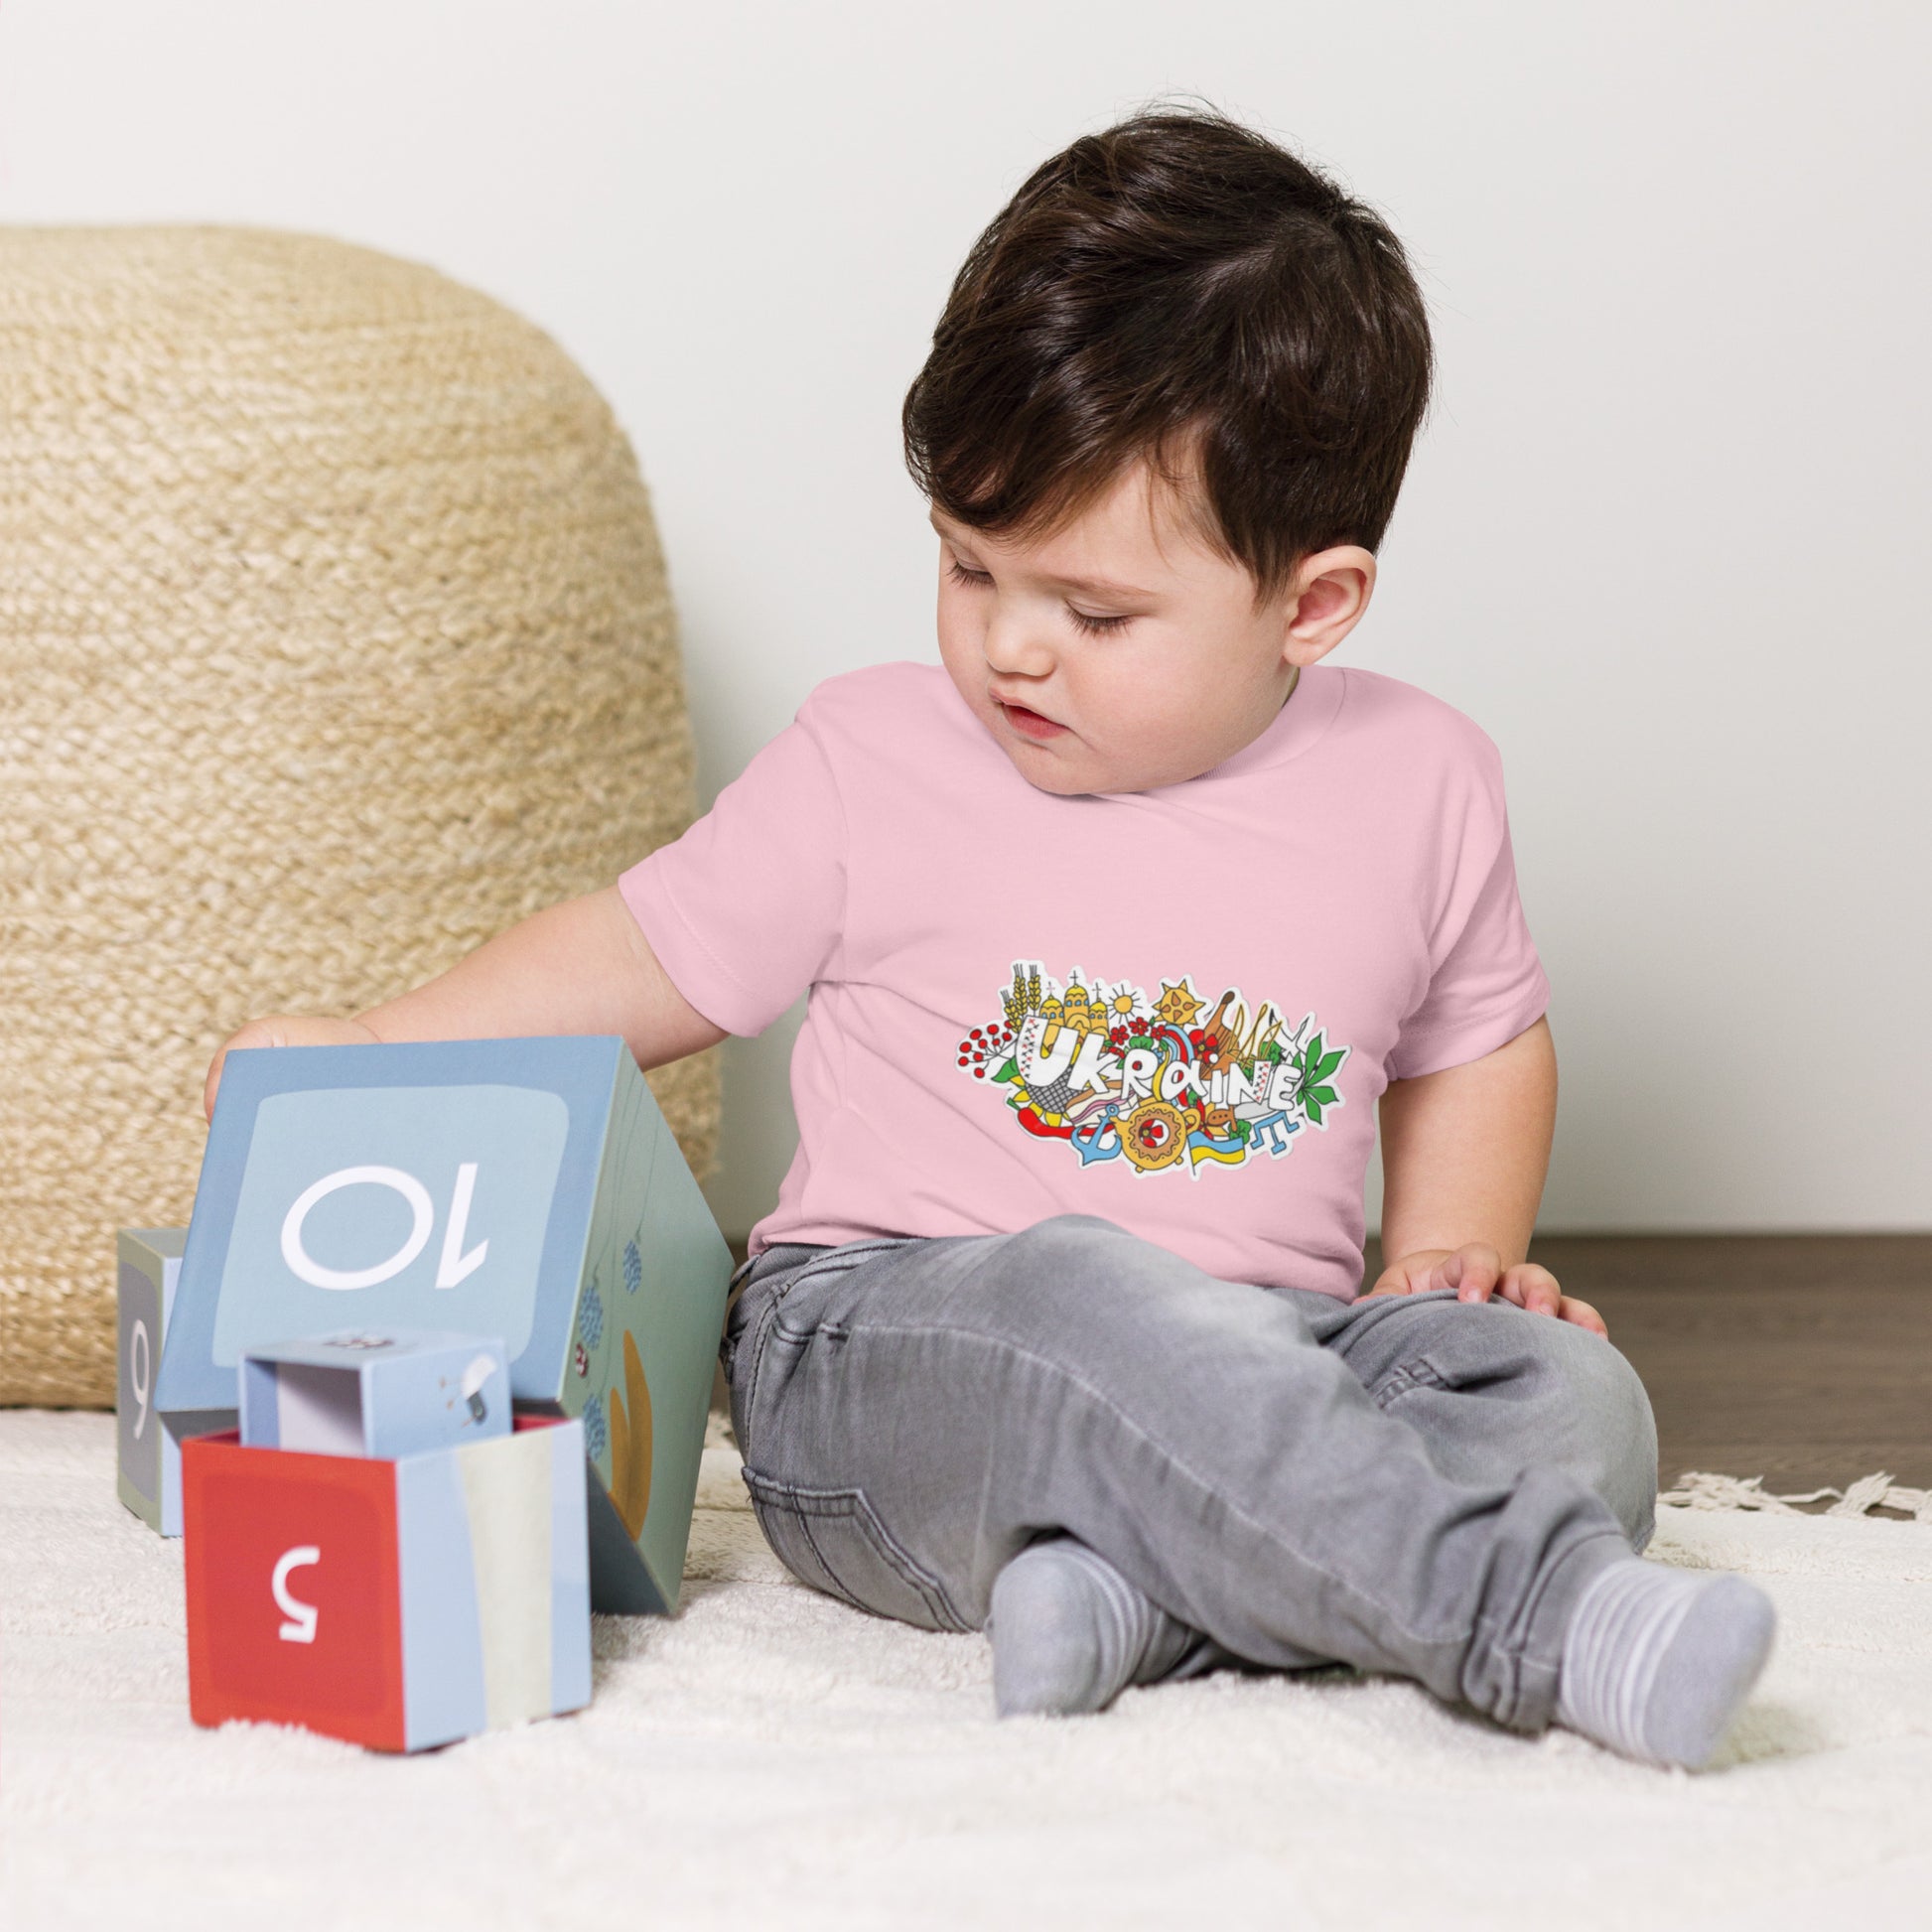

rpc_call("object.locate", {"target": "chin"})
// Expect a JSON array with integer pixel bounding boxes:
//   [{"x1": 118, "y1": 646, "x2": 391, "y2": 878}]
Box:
[{"x1": 996, "y1": 742, "x2": 1129, "y2": 796}]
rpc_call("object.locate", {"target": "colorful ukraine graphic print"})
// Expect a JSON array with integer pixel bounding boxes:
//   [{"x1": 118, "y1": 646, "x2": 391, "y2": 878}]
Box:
[{"x1": 957, "y1": 962, "x2": 1350, "y2": 1177}]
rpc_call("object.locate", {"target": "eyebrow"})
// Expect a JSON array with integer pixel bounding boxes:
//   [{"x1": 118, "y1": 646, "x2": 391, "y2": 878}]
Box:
[{"x1": 929, "y1": 513, "x2": 1160, "y2": 603}]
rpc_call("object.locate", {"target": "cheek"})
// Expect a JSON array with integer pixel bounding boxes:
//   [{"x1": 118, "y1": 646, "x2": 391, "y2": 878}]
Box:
[
  {"x1": 1086, "y1": 647, "x2": 1184, "y2": 738},
  {"x1": 934, "y1": 586, "x2": 993, "y2": 715},
  {"x1": 933, "y1": 580, "x2": 976, "y2": 661}
]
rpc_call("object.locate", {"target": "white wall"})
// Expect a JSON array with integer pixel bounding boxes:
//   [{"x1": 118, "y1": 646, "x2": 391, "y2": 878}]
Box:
[{"x1": 6, "y1": 1, "x2": 1926, "y2": 1236}]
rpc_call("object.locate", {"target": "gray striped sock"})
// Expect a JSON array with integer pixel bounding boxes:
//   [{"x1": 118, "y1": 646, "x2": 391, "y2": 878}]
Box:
[
  {"x1": 1556, "y1": 1557, "x2": 1776, "y2": 1768},
  {"x1": 988, "y1": 1538, "x2": 1195, "y2": 1718}
]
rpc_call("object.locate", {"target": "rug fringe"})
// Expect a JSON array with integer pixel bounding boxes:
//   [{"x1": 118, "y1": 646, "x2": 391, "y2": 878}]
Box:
[{"x1": 1661, "y1": 1470, "x2": 1932, "y2": 1522}]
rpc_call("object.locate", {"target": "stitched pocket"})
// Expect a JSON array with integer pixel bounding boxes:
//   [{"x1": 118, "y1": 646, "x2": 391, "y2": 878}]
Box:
[{"x1": 740, "y1": 1469, "x2": 968, "y2": 1632}]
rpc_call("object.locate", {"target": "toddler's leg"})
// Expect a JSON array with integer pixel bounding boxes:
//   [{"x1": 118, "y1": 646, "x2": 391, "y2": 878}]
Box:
[
  {"x1": 1304, "y1": 1287, "x2": 1660, "y2": 1548},
  {"x1": 1307, "y1": 1289, "x2": 1773, "y2": 1764},
  {"x1": 726, "y1": 1216, "x2": 1631, "y2": 1735}
]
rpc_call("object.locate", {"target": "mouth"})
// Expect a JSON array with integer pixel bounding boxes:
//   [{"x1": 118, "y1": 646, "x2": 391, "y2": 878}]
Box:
[{"x1": 995, "y1": 697, "x2": 1068, "y2": 743}]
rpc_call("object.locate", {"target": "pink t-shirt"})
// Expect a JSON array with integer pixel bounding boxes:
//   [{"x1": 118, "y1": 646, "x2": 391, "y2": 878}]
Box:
[{"x1": 619, "y1": 661, "x2": 1548, "y2": 1303}]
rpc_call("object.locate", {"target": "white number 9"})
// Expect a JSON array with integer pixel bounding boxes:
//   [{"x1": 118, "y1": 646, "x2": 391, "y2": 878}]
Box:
[
  {"x1": 128, "y1": 1317, "x2": 151, "y2": 1443},
  {"x1": 273, "y1": 1545, "x2": 322, "y2": 1644}
]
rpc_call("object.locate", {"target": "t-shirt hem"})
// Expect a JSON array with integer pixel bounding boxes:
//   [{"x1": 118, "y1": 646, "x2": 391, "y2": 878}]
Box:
[
  {"x1": 1386, "y1": 977, "x2": 1551, "y2": 1082},
  {"x1": 617, "y1": 857, "x2": 774, "y2": 1038}
]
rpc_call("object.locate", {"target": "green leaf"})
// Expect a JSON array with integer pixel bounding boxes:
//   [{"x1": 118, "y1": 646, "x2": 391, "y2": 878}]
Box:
[
  {"x1": 1311, "y1": 1085, "x2": 1339, "y2": 1106},
  {"x1": 1303, "y1": 1094, "x2": 1325, "y2": 1125},
  {"x1": 1305, "y1": 1033, "x2": 1324, "y2": 1065},
  {"x1": 1314, "y1": 1049, "x2": 1346, "y2": 1081}
]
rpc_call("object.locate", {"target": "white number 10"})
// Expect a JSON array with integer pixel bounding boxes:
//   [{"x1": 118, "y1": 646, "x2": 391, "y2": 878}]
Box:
[{"x1": 279, "y1": 1162, "x2": 487, "y2": 1292}]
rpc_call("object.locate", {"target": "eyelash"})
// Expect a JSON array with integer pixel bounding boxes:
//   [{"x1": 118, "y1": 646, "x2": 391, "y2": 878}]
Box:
[{"x1": 945, "y1": 559, "x2": 1133, "y2": 636}]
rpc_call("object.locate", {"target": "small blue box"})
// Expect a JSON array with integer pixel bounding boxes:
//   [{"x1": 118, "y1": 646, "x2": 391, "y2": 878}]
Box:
[{"x1": 239, "y1": 1330, "x2": 510, "y2": 1460}]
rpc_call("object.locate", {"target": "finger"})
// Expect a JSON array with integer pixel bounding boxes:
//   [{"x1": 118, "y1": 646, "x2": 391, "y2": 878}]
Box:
[
  {"x1": 1560, "y1": 1296, "x2": 1608, "y2": 1337},
  {"x1": 1500, "y1": 1265, "x2": 1563, "y2": 1317},
  {"x1": 204, "y1": 1018, "x2": 282, "y2": 1122},
  {"x1": 1366, "y1": 1260, "x2": 1427, "y2": 1298},
  {"x1": 1436, "y1": 1244, "x2": 1501, "y2": 1303}
]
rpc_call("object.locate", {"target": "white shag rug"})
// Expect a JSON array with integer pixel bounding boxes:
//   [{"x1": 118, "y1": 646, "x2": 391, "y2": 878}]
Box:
[{"x1": 4, "y1": 1413, "x2": 1930, "y2": 1932}]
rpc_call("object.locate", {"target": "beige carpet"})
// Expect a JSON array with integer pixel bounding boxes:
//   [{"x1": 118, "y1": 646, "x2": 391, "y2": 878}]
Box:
[{"x1": 3, "y1": 1411, "x2": 1929, "y2": 1931}]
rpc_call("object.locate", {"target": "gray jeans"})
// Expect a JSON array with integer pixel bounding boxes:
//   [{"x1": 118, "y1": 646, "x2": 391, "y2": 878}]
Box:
[{"x1": 722, "y1": 1213, "x2": 1657, "y2": 1730}]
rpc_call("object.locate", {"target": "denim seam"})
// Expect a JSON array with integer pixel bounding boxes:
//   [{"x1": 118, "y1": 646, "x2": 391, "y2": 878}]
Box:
[
  {"x1": 736, "y1": 1242, "x2": 919, "y2": 1465},
  {"x1": 743, "y1": 1470, "x2": 968, "y2": 1631},
  {"x1": 1371, "y1": 1357, "x2": 1447, "y2": 1410},
  {"x1": 790, "y1": 1506, "x2": 871, "y2": 1615}
]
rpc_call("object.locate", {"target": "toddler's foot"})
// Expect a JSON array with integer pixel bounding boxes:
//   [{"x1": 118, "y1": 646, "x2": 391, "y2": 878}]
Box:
[
  {"x1": 987, "y1": 1536, "x2": 1197, "y2": 1718},
  {"x1": 1555, "y1": 1557, "x2": 1775, "y2": 1769}
]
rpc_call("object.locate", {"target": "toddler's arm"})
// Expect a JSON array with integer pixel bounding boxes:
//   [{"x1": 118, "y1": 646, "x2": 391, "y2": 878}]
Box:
[
  {"x1": 202, "y1": 886, "x2": 725, "y2": 1121},
  {"x1": 1368, "y1": 1017, "x2": 1604, "y2": 1333}
]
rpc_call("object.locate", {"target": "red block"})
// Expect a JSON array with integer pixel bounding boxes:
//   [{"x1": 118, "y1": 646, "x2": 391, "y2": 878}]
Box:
[{"x1": 183, "y1": 1432, "x2": 406, "y2": 1750}]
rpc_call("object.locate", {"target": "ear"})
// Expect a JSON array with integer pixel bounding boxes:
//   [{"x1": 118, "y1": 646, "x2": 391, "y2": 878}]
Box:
[{"x1": 1276, "y1": 545, "x2": 1377, "y2": 669}]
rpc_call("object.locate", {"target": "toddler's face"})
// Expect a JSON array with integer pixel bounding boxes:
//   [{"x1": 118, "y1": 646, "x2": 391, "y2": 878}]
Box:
[{"x1": 932, "y1": 459, "x2": 1374, "y2": 795}]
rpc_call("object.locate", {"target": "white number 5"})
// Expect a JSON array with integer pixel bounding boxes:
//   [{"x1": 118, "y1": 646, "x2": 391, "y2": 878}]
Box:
[{"x1": 273, "y1": 1545, "x2": 322, "y2": 1643}]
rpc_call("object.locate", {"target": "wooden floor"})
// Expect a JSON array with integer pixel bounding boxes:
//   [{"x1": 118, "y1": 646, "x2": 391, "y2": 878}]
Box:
[
  {"x1": 1523, "y1": 1235, "x2": 1932, "y2": 1491},
  {"x1": 1361, "y1": 1234, "x2": 1932, "y2": 1490},
  {"x1": 727, "y1": 1235, "x2": 1932, "y2": 1492}
]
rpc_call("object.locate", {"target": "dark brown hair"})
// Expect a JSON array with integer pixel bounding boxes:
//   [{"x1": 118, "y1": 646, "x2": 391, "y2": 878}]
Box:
[{"x1": 902, "y1": 105, "x2": 1434, "y2": 604}]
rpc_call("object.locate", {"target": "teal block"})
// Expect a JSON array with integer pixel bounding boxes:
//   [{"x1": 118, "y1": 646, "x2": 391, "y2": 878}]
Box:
[{"x1": 155, "y1": 1036, "x2": 732, "y2": 1610}]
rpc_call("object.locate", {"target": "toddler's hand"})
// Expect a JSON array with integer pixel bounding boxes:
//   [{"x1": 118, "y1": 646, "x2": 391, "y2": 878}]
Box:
[
  {"x1": 204, "y1": 1015, "x2": 381, "y2": 1123},
  {"x1": 1368, "y1": 1244, "x2": 1607, "y2": 1336}
]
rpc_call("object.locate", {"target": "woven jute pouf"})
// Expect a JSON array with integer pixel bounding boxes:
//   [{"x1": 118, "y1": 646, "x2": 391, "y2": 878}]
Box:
[{"x1": 0, "y1": 226, "x2": 721, "y2": 1407}]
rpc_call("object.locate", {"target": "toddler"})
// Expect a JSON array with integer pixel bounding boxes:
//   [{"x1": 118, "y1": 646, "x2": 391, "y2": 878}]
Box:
[{"x1": 207, "y1": 108, "x2": 1775, "y2": 1767}]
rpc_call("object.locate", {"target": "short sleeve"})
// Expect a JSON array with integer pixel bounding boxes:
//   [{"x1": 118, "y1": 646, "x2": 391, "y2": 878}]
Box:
[
  {"x1": 617, "y1": 710, "x2": 847, "y2": 1036},
  {"x1": 1387, "y1": 751, "x2": 1550, "y2": 1081}
]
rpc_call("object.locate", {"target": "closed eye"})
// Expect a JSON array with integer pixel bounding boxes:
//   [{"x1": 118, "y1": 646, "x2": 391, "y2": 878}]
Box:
[{"x1": 946, "y1": 560, "x2": 1135, "y2": 637}]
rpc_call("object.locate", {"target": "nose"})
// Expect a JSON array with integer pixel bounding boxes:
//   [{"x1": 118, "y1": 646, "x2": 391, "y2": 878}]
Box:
[{"x1": 981, "y1": 607, "x2": 1056, "y2": 679}]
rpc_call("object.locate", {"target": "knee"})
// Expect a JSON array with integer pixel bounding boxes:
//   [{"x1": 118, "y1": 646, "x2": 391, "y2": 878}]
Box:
[{"x1": 1532, "y1": 1324, "x2": 1660, "y2": 1550}]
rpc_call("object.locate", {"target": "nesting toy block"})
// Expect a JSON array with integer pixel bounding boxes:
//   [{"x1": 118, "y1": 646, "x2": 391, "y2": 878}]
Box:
[
  {"x1": 240, "y1": 1331, "x2": 510, "y2": 1458},
  {"x1": 184, "y1": 1415, "x2": 590, "y2": 1751},
  {"x1": 156, "y1": 1035, "x2": 734, "y2": 1612},
  {"x1": 117, "y1": 1228, "x2": 227, "y2": 1535}
]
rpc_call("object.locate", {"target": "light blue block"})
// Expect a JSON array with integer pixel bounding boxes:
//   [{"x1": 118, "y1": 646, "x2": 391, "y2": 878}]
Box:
[
  {"x1": 395, "y1": 1417, "x2": 591, "y2": 1749},
  {"x1": 155, "y1": 1035, "x2": 733, "y2": 1610},
  {"x1": 239, "y1": 1329, "x2": 510, "y2": 1459},
  {"x1": 395, "y1": 1439, "x2": 490, "y2": 1748}
]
